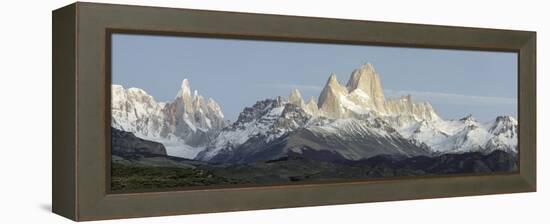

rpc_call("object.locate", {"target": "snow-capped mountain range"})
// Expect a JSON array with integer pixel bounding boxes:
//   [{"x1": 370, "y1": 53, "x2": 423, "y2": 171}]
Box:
[
  {"x1": 112, "y1": 79, "x2": 226, "y2": 158},
  {"x1": 112, "y1": 63, "x2": 517, "y2": 162}
]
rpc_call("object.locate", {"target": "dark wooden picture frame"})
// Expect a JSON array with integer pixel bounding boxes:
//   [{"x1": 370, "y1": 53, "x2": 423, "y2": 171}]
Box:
[{"x1": 53, "y1": 2, "x2": 536, "y2": 221}]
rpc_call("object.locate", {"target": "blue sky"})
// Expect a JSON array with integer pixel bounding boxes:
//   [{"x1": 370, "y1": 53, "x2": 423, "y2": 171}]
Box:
[{"x1": 112, "y1": 33, "x2": 517, "y2": 122}]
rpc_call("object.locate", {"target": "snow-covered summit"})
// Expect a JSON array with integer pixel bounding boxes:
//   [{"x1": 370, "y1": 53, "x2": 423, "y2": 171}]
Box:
[{"x1": 395, "y1": 113, "x2": 518, "y2": 154}]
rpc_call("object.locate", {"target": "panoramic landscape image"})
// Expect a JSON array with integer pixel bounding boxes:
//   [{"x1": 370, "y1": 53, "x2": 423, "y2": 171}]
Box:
[{"x1": 110, "y1": 33, "x2": 518, "y2": 191}]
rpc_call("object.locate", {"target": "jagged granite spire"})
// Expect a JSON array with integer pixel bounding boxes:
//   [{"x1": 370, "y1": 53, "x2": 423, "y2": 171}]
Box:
[
  {"x1": 305, "y1": 96, "x2": 319, "y2": 115},
  {"x1": 288, "y1": 89, "x2": 305, "y2": 107},
  {"x1": 317, "y1": 73, "x2": 349, "y2": 118},
  {"x1": 346, "y1": 63, "x2": 386, "y2": 113},
  {"x1": 346, "y1": 64, "x2": 385, "y2": 98}
]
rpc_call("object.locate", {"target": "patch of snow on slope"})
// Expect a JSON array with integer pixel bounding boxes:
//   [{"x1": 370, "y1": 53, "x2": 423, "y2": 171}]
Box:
[
  {"x1": 206, "y1": 106, "x2": 286, "y2": 158},
  {"x1": 338, "y1": 93, "x2": 371, "y2": 114},
  {"x1": 131, "y1": 133, "x2": 205, "y2": 158},
  {"x1": 315, "y1": 118, "x2": 390, "y2": 138}
]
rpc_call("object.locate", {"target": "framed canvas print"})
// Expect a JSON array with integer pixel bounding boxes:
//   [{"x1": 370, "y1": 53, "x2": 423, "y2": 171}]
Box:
[{"x1": 52, "y1": 2, "x2": 536, "y2": 221}]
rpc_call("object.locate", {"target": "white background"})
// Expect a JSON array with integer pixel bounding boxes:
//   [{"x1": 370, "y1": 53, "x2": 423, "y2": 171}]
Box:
[{"x1": 0, "y1": 0, "x2": 547, "y2": 223}]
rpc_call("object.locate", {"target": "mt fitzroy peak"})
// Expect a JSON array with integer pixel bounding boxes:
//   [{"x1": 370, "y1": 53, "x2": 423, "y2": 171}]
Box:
[
  {"x1": 317, "y1": 63, "x2": 439, "y2": 121},
  {"x1": 196, "y1": 63, "x2": 517, "y2": 163}
]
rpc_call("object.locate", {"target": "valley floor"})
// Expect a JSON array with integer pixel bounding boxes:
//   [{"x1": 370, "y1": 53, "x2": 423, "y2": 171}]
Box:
[{"x1": 111, "y1": 150, "x2": 517, "y2": 192}]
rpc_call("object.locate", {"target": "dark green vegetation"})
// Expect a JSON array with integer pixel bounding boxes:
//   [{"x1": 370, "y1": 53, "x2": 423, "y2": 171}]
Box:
[
  {"x1": 111, "y1": 162, "x2": 245, "y2": 191},
  {"x1": 111, "y1": 150, "x2": 517, "y2": 191},
  {"x1": 202, "y1": 150, "x2": 517, "y2": 184}
]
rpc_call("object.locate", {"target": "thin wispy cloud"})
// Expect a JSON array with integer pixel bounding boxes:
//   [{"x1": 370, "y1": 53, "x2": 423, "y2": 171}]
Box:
[
  {"x1": 262, "y1": 84, "x2": 516, "y2": 106},
  {"x1": 264, "y1": 83, "x2": 323, "y2": 92},
  {"x1": 385, "y1": 89, "x2": 517, "y2": 105}
]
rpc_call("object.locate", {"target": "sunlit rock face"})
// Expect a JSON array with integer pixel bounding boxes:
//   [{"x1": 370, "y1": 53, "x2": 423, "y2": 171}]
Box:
[
  {"x1": 314, "y1": 63, "x2": 439, "y2": 123},
  {"x1": 317, "y1": 73, "x2": 350, "y2": 118},
  {"x1": 346, "y1": 63, "x2": 387, "y2": 113}
]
